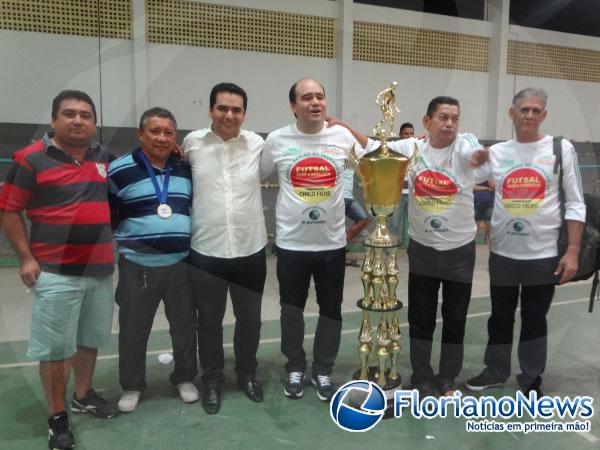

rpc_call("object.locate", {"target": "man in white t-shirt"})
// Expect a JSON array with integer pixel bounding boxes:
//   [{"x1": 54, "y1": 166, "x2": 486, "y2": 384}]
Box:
[
  {"x1": 183, "y1": 82, "x2": 268, "y2": 414},
  {"x1": 261, "y1": 78, "x2": 368, "y2": 401},
  {"x1": 466, "y1": 88, "x2": 585, "y2": 397},
  {"x1": 331, "y1": 96, "x2": 487, "y2": 396}
]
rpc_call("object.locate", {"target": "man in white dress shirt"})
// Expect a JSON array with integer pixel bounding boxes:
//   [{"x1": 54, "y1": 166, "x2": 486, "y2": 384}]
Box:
[{"x1": 183, "y1": 82, "x2": 267, "y2": 414}]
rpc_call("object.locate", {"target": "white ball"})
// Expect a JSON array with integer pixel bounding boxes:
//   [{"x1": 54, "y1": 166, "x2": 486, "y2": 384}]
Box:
[{"x1": 158, "y1": 353, "x2": 173, "y2": 364}]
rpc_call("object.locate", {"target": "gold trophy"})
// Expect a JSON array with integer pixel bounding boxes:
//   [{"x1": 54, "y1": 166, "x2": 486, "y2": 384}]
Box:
[{"x1": 349, "y1": 82, "x2": 412, "y2": 393}]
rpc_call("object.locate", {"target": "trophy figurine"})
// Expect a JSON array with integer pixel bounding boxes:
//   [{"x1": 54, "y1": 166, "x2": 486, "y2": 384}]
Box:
[{"x1": 350, "y1": 82, "x2": 412, "y2": 395}]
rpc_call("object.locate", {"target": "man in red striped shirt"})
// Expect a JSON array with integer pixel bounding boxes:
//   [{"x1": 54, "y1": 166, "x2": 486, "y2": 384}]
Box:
[{"x1": 0, "y1": 90, "x2": 118, "y2": 450}]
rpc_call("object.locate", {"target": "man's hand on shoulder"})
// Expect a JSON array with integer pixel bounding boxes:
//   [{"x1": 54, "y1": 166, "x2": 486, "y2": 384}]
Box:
[
  {"x1": 469, "y1": 146, "x2": 489, "y2": 168},
  {"x1": 172, "y1": 144, "x2": 184, "y2": 160},
  {"x1": 325, "y1": 117, "x2": 369, "y2": 148},
  {"x1": 325, "y1": 116, "x2": 347, "y2": 129}
]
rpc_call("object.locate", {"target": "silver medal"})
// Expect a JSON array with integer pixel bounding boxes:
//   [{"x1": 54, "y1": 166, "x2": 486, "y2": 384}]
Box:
[{"x1": 157, "y1": 203, "x2": 172, "y2": 219}]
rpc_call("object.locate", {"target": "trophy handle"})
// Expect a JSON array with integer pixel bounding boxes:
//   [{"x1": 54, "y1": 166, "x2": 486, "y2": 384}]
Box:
[
  {"x1": 407, "y1": 141, "x2": 420, "y2": 175},
  {"x1": 348, "y1": 143, "x2": 360, "y2": 169}
]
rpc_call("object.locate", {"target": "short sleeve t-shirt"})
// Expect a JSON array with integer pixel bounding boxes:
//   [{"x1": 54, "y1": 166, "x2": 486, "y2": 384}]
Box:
[
  {"x1": 262, "y1": 124, "x2": 362, "y2": 251},
  {"x1": 489, "y1": 135, "x2": 585, "y2": 259},
  {"x1": 384, "y1": 133, "x2": 482, "y2": 251}
]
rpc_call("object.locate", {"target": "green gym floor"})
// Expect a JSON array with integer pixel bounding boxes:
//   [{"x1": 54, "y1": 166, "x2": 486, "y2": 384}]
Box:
[{"x1": 0, "y1": 259, "x2": 599, "y2": 449}]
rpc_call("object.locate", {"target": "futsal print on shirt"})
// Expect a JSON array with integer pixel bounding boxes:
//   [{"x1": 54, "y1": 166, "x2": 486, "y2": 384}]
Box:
[
  {"x1": 289, "y1": 155, "x2": 337, "y2": 205},
  {"x1": 413, "y1": 169, "x2": 459, "y2": 213},
  {"x1": 501, "y1": 167, "x2": 547, "y2": 217}
]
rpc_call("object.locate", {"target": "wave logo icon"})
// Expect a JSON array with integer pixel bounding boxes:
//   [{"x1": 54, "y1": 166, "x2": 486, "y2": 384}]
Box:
[{"x1": 330, "y1": 380, "x2": 387, "y2": 432}]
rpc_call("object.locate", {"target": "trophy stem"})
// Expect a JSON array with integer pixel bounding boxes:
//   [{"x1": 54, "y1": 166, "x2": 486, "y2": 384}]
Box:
[
  {"x1": 358, "y1": 311, "x2": 373, "y2": 380},
  {"x1": 367, "y1": 215, "x2": 395, "y2": 247},
  {"x1": 376, "y1": 315, "x2": 391, "y2": 387},
  {"x1": 388, "y1": 314, "x2": 402, "y2": 381}
]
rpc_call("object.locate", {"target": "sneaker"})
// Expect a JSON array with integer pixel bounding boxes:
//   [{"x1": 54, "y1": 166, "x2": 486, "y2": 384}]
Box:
[
  {"x1": 284, "y1": 371, "x2": 305, "y2": 398},
  {"x1": 465, "y1": 373, "x2": 505, "y2": 392},
  {"x1": 176, "y1": 382, "x2": 200, "y2": 404},
  {"x1": 312, "y1": 374, "x2": 335, "y2": 401},
  {"x1": 48, "y1": 411, "x2": 75, "y2": 450},
  {"x1": 71, "y1": 389, "x2": 119, "y2": 418},
  {"x1": 118, "y1": 390, "x2": 141, "y2": 413}
]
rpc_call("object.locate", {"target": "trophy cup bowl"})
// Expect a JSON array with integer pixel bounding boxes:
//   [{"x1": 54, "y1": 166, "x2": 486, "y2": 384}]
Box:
[{"x1": 355, "y1": 145, "x2": 410, "y2": 247}]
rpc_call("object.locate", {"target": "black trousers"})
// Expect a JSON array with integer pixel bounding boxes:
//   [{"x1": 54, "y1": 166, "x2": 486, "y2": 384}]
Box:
[
  {"x1": 408, "y1": 272, "x2": 472, "y2": 387},
  {"x1": 276, "y1": 246, "x2": 346, "y2": 376},
  {"x1": 407, "y1": 239, "x2": 476, "y2": 387},
  {"x1": 116, "y1": 257, "x2": 198, "y2": 391},
  {"x1": 483, "y1": 252, "x2": 557, "y2": 389},
  {"x1": 188, "y1": 248, "x2": 266, "y2": 387}
]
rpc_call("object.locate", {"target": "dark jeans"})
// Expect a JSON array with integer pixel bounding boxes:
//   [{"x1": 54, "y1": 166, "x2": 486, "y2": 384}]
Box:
[
  {"x1": 408, "y1": 272, "x2": 472, "y2": 387},
  {"x1": 188, "y1": 248, "x2": 266, "y2": 387},
  {"x1": 116, "y1": 257, "x2": 197, "y2": 391},
  {"x1": 407, "y1": 239, "x2": 476, "y2": 387},
  {"x1": 276, "y1": 246, "x2": 346, "y2": 376},
  {"x1": 482, "y1": 253, "x2": 557, "y2": 389}
]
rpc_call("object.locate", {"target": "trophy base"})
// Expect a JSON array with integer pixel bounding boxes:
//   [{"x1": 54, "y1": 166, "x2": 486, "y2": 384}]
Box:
[
  {"x1": 352, "y1": 366, "x2": 402, "y2": 420},
  {"x1": 356, "y1": 299, "x2": 403, "y2": 312},
  {"x1": 352, "y1": 366, "x2": 402, "y2": 392}
]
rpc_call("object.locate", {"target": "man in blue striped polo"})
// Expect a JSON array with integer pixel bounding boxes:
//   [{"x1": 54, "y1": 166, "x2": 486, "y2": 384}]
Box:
[{"x1": 108, "y1": 107, "x2": 198, "y2": 413}]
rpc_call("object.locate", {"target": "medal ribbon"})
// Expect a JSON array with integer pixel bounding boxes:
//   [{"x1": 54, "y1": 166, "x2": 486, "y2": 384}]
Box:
[{"x1": 139, "y1": 150, "x2": 172, "y2": 205}]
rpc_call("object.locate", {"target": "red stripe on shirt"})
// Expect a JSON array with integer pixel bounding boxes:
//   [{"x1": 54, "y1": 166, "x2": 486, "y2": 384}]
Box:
[
  {"x1": 0, "y1": 182, "x2": 32, "y2": 211},
  {"x1": 37, "y1": 161, "x2": 109, "y2": 185},
  {"x1": 28, "y1": 202, "x2": 110, "y2": 225},
  {"x1": 12, "y1": 141, "x2": 43, "y2": 170}
]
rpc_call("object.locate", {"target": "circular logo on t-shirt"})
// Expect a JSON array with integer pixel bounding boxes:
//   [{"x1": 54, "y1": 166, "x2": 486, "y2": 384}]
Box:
[
  {"x1": 501, "y1": 168, "x2": 546, "y2": 217},
  {"x1": 513, "y1": 221, "x2": 525, "y2": 232},
  {"x1": 413, "y1": 169, "x2": 458, "y2": 213},
  {"x1": 290, "y1": 157, "x2": 337, "y2": 205},
  {"x1": 430, "y1": 218, "x2": 442, "y2": 229}
]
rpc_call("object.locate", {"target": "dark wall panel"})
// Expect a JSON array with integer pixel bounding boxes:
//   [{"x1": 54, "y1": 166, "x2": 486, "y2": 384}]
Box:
[{"x1": 354, "y1": 0, "x2": 485, "y2": 20}]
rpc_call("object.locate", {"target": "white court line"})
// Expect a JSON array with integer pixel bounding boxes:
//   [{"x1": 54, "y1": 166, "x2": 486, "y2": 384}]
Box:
[
  {"x1": 1, "y1": 296, "x2": 597, "y2": 442},
  {"x1": 0, "y1": 296, "x2": 589, "y2": 370},
  {"x1": 580, "y1": 432, "x2": 600, "y2": 443}
]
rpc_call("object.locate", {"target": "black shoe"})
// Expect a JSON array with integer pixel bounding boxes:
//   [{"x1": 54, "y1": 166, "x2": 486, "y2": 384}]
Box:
[
  {"x1": 521, "y1": 386, "x2": 544, "y2": 398},
  {"x1": 465, "y1": 372, "x2": 505, "y2": 392},
  {"x1": 238, "y1": 378, "x2": 264, "y2": 403},
  {"x1": 48, "y1": 411, "x2": 75, "y2": 450},
  {"x1": 71, "y1": 389, "x2": 119, "y2": 418},
  {"x1": 202, "y1": 386, "x2": 221, "y2": 414},
  {"x1": 436, "y1": 378, "x2": 456, "y2": 396},
  {"x1": 413, "y1": 382, "x2": 438, "y2": 398}
]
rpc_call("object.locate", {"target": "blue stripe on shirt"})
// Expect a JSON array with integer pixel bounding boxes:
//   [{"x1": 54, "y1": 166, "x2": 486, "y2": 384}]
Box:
[{"x1": 108, "y1": 150, "x2": 192, "y2": 267}]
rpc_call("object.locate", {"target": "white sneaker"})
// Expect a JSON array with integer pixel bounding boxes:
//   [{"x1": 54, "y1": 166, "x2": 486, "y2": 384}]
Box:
[
  {"x1": 118, "y1": 391, "x2": 141, "y2": 413},
  {"x1": 177, "y1": 382, "x2": 200, "y2": 403}
]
